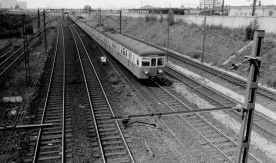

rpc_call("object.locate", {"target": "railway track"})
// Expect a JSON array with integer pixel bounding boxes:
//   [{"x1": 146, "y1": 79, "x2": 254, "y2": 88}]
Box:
[
  {"x1": 165, "y1": 65, "x2": 276, "y2": 139},
  {"x1": 117, "y1": 32, "x2": 276, "y2": 102},
  {"x1": 0, "y1": 17, "x2": 56, "y2": 78},
  {"x1": 72, "y1": 18, "x2": 263, "y2": 162},
  {"x1": 144, "y1": 81, "x2": 261, "y2": 163},
  {"x1": 69, "y1": 19, "x2": 134, "y2": 162},
  {"x1": 24, "y1": 17, "x2": 72, "y2": 162}
]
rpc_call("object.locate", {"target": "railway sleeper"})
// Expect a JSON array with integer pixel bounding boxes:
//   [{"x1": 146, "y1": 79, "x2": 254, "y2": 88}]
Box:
[
  {"x1": 93, "y1": 110, "x2": 111, "y2": 114},
  {"x1": 43, "y1": 119, "x2": 63, "y2": 123},
  {"x1": 203, "y1": 133, "x2": 221, "y2": 139},
  {"x1": 98, "y1": 123, "x2": 116, "y2": 128},
  {"x1": 100, "y1": 130, "x2": 119, "y2": 136},
  {"x1": 104, "y1": 145, "x2": 128, "y2": 151},
  {"x1": 105, "y1": 151, "x2": 128, "y2": 157},
  {"x1": 106, "y1": 157, "x2": 130, "y2": 163},
  {"x1": 101, "y1": 135, "x2": 121, "y2": 141},
  {"x1": 99, "y1": 127, "x2": 117, "y2": 132},
  {"x1": 222, "y1": 147, "x2": 237, "y2": 154},
  {"x1": 95, "y1": 116, "x2": 111, "y2": 121},
  {"x1": 102, "y1": 140, "x2": 123, "y2": 146},
  {"x1": 194, "y1": 125, "x2": 210, "y2": 130},
  {"x1": 96, "y1": 116, "x2": 112, "y2": 120},
  {"x1": 24, "y1": 153, "x2": 72, "y2": 162},
  {"x1": 32, "y1": 129, "x2": 72, "y2": 135},
  {"x1": 95, "y1": 113, "x2": 112, "y2": 118},
  {"x1": 208, "y1": 137, "x2": 228, "y2": 144}
]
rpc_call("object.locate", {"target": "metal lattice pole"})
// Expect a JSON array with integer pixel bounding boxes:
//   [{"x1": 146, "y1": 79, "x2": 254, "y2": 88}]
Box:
[
  {"x1": 201, "y1": 17, "x2": 206, "y2": 63},
  {"x1": 43, "y1": 9, "x2": 47, "y2": 52},
  {"x1": 236, "y1": 30, "x2": 265, "y2": 163}
]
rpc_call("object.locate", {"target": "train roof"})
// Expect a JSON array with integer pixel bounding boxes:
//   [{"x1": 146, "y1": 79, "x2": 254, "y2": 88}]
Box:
[{"x1": 98, "y1": 29, "x2": 166, "y2": 57}]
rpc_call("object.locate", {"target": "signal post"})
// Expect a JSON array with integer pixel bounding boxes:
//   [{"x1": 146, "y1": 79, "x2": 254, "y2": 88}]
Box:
[{"x1": 236, "y1": 30, "x2": 264, "y2": 163}]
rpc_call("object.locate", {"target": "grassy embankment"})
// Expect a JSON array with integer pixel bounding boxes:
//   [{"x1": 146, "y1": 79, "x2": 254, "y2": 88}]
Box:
[{"x1": 83, "y1": 14, "x2": 276, "y2": 88}]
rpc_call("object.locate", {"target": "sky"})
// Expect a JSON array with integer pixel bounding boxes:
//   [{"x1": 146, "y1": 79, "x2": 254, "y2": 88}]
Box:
[{"x1": 23, "y1": 0, "x2": 276, "y2": 9}]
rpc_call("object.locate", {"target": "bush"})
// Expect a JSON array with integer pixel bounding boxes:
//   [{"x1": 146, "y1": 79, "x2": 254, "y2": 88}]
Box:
[
  {"x1": 265, "y1": 77, "x2": 276, "y2": 88},
  {"x1": 167, "y1": 9, "x2": 174, "y2": 26},
  {"x1": 145, "y1": 14, "x2": 157, "y2": 22},
  {"x1": 26, "y1": 25, "x2": 34, "y2": 35},
  {"x1": 191, "y1": 52, "x2": 201, "y2": 59},
  {"x1": 159, "y1": 12, "x2": 163, "y2": 23},
  {"x1": 244, "y1": 19, "x2": 259, "y2": 41}
]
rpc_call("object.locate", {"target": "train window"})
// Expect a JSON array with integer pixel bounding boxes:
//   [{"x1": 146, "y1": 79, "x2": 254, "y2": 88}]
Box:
[
  {"x1": 157, "y1": 58, "x2": 164, "y2": 66},
  {"x1": 129, "y1": 52, "x2": 132, "y2": 61},
  {"x1": 112, "y1": 42, "x2": 117, "y2": 49},
  {"x1": 142, "y1": 57, "x2": 150, "y2": 66},
  {"x1": 151, "y1": 58, "x2": 157, "y2": 66},
  {"x1": 137, "y1": 57, "x2": 140, "y2": 66}
]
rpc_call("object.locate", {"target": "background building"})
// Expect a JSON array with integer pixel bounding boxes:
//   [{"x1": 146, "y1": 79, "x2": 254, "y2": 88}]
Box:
[
  {"x1": 0, "y1": 0, "x2": 27, "y2": 9},
  {"x1": 17, "y1": 1, "x2": 26, "y2": 9},
  {"x1": 200, "y1": 0, "x2": 222, "y2": 9},
  {"x1": 229, "y1": 6, "x2": 276, "y2": 17},
  {"x1": 1, "y1": 0, "x2": 16, "y2": 9}
]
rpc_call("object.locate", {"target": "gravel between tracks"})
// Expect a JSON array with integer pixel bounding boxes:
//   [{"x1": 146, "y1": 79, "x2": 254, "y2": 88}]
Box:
[{"x1": 166, "y1": 65, "x2": 276, "y2": 162}]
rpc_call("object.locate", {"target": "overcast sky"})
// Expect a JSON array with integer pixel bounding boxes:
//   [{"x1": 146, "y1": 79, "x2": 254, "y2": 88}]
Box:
[{"x1": 24, "y1": 0, "x2": 276, "y2": 9}]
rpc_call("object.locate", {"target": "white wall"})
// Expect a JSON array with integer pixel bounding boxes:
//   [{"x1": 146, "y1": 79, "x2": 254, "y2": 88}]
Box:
[{"x1": 122, "y1": 13, "x2": 276, "y2": 33}]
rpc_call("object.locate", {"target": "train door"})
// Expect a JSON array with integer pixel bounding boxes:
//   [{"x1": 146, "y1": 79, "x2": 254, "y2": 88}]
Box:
[{"x1": 128, "y1": 52, "x2": 132, "y2": 68}]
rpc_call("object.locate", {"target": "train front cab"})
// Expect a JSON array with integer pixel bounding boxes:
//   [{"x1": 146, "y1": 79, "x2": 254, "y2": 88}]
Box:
[{"x1": 134, "y1": 56, "x2": 165, "y2": 79}]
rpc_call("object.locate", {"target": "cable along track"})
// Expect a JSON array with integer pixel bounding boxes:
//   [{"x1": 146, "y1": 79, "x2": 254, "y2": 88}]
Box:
[
  {"x1": 165, "y1": 65, "x2": 276, "y2": 139},
  {"x1": 25, "y1": 17, "x2": 71, "y2": 162},
  {"x1": 69, "y1": 21, "x2": 134, "y2": 163},
  {"x1": 117, "y1": 32, "x2": 276, "y2": 102},
  {"x1": 146, "y1": 81, "x2": 261, "y2": 163}
]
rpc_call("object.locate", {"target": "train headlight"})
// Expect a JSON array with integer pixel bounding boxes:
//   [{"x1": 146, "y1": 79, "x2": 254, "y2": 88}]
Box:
[
  {"x1": 144, "y1": 70, "x2": 149, "y2": 75},
  {"x1": 158, "y1": 69, "x2": 163, "y2": 74}
]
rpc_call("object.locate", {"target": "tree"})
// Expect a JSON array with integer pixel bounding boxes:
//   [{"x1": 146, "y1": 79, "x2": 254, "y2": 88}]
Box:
[
  {"x1": 15, "y1": 5, "x2": 20, "y2": 10},
  {"x1": 167, "y1": 9, "x2": 174, "y2": 26},
  {"x1": 84, "y1": 5, "x2": 92, "y2": 14}
]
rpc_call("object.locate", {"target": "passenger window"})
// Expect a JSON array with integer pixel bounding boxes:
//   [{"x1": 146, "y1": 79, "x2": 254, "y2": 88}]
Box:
[
  {"x1": 157, "y1": 58, "x2": 164, "y2": 66},
  {"x1": 129, "y1": 52, "x2": 132, "y2": 60},
  {"x1": 151, "y1": 58, "x2": 157, "y2": 66},
  {"x1": 137, "y1": 57, "x2": 140, "y2": 66}
]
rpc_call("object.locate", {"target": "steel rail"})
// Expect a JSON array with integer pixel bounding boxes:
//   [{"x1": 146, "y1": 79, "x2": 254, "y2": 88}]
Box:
[
  {"x1": 166, "y1": 65, "x2": 276, "y2": 138},
  {"x1": 113, "y1": 31, "x2": 276, "y2": 102},
  {"x1": 73, "y1": 18, "x2": 225, "y2": 162},
  {"x1": 72, "y1": 23, "x2": 135, "y2": 163},
  {"x1": 32, "y1": 17, "x2": 63, "y2": 163},
  {"x1": 0, "y1": 18, "x2": 56, "y2": 78},
  {"x1": 153, "y1": 81, "x2": 261, "y2": 163},
  {"x1": 69, "y1": 20, "x2": 135, "y2": 163},
  {"x1": 88, "y1": 35, "x2": 205, "y2": 163},
  {"x1": 67, "y1": 23, "x2": 106, "y2": 163},
  {"x1": 0, "y1": 17, "x2": 55, "y2": 67},
  {"x1": 61, "y1": 14, "x2": 66, "y2": 163}
]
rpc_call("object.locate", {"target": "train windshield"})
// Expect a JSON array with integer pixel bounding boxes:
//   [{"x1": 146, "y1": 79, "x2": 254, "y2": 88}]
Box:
[
  {"x1": 151, "y1": 58, "x2": 157, "y2": 66},
  {"x1": 142, "y1": 57, "x2": 150, "y2": 66},
  {"x1": 157, "y1": 57, "x2": 164, "y2": 66}
]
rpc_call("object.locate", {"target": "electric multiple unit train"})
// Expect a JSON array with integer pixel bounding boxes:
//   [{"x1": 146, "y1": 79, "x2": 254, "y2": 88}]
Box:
[{"x1": 76, "y1": 20, "x2": 166, "y2": 80}]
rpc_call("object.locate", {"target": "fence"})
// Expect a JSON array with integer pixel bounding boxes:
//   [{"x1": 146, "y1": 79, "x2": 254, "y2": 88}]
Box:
[{"x1": 122, "y1": 13, "x2": 276, "y2": 33}]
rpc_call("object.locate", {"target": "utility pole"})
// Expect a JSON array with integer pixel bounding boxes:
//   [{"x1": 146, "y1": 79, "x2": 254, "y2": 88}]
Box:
[
  {"x1": 201, "y1": 17, "x2": 206, "y2": 63},
  {"x1": 22, "y1": 14, "x2": 31, "y2": 87},
  {"x1": 203, "y1": 0, "x2": 206, "y2": 15},
  {"x1": 221, "y1": 0, "x2": 224, "y2": 15},
  {"x1": 236, "y1": 30, "x2": 264, "y2": 163},
  {"x1": 252, "y1": 0, "x2": 257, "y2": 16},
  {"x1": 99, "y1": 9, "x2": 101, "y2": 26},
  {"x1": 119, "y1": 10, "x2": 122, "y2": 34},
  {"x1": 43, "y1": 9, "x2": 47, "y2": 52},
  {"x1": 37, "y1": 8, "x2": 40, "y2": 30}
]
